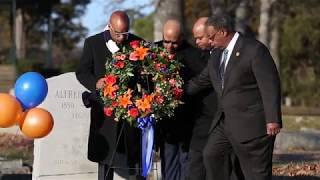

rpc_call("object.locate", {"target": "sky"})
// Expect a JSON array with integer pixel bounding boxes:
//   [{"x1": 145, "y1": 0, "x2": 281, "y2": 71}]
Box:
[{"x1": 81, "y1": 0, "x2": 154, "y2": 37}]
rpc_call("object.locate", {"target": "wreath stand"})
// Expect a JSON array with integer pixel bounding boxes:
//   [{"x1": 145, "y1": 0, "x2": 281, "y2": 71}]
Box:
[{"x1": 104, "y1": 121, "x2": 161, "y2": 180}]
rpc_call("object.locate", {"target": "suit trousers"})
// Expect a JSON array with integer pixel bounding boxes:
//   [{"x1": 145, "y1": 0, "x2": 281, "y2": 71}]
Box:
[
  {"x1": 187, "y1": 149, "x2": 206, "y2": 180},
  {"x1": 161, "y1": 141, "x2": 188, "y2": 180},
  {"x1": 203, "y1": 120, "x2": 275, "y2": 180}
]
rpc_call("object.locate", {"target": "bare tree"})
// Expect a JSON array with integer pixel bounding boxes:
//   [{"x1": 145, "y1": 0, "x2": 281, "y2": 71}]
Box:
[
  {"x1": 154, "y1": 0, "x2": 184, "y2": 41},
  {"x1": 15, "y1": 8, "x2": 26, "y2": 59},
  {"x1": 269, "y1": 3, "x2": 280, "y2": 69},
  {"x1": 235, "y1": 0, "x2": 250, "y2": 35},
  {"x1": 210, "y1": 0, "x2": 225, "y2": 15},
  {"x1": 258, "y1": 0, "x2": 280, "y2": 69},
  {"x1": 258, "y1": 0, "x2": 275, "y2": 47}
]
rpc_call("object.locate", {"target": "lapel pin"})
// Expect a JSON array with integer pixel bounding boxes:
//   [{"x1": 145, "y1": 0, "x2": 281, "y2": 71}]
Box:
[{"x1": 236, "y1": 52, "x2": 240, "y2": 57}]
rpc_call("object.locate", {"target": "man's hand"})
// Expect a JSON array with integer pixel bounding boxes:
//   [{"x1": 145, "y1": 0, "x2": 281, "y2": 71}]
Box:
[
  {"x1": 96, "y1": 78, "x2": 105, "y2": 90},
  {"x1": 266, "y1": 123, "x2": 281, "y2": 136}
]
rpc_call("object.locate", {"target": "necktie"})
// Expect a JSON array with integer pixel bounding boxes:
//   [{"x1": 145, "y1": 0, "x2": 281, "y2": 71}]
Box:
[{"x1": 219, "y1": 49, "x2": 228, "y2": 88}]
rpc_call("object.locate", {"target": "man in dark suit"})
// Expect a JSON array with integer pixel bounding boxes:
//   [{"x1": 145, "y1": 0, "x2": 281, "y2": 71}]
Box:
[
  {"x1": 187, "y1": 13, "x2": 282, "y2": 180},
  {"x1": 187, "y1": 16, "x2": 218, "y2": 180},
  {"x1": 76, "y1": 11, "x2": 143, "y2": 180},
  {"x1": 157, "y1": 19, "x2": 206, "y2": 180},
  {"x1": 188, "y1": 17, "x2": 244, "y2": 180}
]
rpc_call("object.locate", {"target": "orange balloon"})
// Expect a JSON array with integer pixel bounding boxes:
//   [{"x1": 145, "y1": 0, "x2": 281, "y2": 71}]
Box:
[
  {"x1": 20, "y1": 108, "x2": 54, "y2": 139},
  {"x1": 0, "y1": 93, "x2": 24, "y2": 128}
]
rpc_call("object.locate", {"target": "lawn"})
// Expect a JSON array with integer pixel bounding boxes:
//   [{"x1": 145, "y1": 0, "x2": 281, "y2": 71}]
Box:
[
  {"x1": 282, "y1": 115, "x2": 320, "y2": 131},
  {"x1": 0, "y1": 115, "x2": 319, "y2": 177}
]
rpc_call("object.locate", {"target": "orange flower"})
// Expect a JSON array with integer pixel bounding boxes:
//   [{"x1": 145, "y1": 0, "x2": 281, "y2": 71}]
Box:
[
  {"x1": 104, "y1": 84, "x2": 118, "y2": 97},
  {"x1": 135, "y1": 46, "x2": 149, "y2": 60},
  {"x1": 135, "y1": 98, "x2": 151, "y2": 112},
  {"x1": 143, "y1": 94, "x2": 154, "y2": 103},
  {"x1": 118, "y1": 93, "x2": 133, "y2": 108}
]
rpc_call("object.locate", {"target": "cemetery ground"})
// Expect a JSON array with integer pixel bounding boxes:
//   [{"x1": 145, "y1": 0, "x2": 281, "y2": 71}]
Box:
[{"x1": 0, "y1": 115, "x2": 320, "y2": 179}]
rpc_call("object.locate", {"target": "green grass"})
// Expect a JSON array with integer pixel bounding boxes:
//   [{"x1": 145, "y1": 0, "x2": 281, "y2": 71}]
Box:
[{"x1": 282, "y1": 115, "x2": 320, "y2": 131}]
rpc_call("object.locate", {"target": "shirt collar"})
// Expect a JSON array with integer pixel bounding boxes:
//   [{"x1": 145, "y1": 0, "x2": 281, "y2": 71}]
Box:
[
  {"x1": 225, "y1": 32, "x2": 239, "y2": 57},
  {"x1": 103, "y1": 29, "x2": 120, "y2": 54}
]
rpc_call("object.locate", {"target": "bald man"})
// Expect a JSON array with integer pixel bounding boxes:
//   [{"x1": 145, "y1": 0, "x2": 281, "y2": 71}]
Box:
[
  {"x1": 186, "y1": 17, "x2": 219, "y2": 180},
  {"x1": 76, "y1": 10, "x2": 143, "y2": 180},
  {"x1": 156, "y1": 19, "x2": 205, "y2": 180},
  {"x1": 193, "y1": 17, "x2": 211, "y2": 50},
  {"x1": 188, "y1": 17, "x2": 245, "y2": 180}
]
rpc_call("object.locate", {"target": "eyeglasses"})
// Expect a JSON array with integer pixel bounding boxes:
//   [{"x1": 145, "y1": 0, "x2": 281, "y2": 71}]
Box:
[
  {"x1": 163, "y1": 39, "x2": 179, "y2": 45},
  {"x1": 207, "y1": 27, "x2": 221, "y2": 42},
  {"x1": 109, "y1": 25, "x2": 129, "y2": 38},
  {"x1": 208, "y1": 31, "x2": 218, "y2": 41}
]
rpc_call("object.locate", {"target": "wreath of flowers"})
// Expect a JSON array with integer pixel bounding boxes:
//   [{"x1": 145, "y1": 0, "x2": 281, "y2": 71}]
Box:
[{"x1": 99, "y1": 40, "x2": 184, "y2": 125}]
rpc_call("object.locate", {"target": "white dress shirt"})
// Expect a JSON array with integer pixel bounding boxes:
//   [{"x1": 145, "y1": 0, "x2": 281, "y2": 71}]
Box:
[{"x1": 221, "y1": 32, "x2": 240, "y2": 70}]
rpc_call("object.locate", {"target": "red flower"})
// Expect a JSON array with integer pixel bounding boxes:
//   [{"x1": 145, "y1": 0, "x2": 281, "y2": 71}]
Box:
[
  {"x1": 130, "y1": 40, "x2": 140, "y2": 49},
  {"x1": 105, "y1": 74, "x2": 117, "y2": 85},
  {"x1": 104, "y1": 107, "x2": 113, "y2": 117},
  {"x1": 112, "y1": 101, "x2": 118, "y2": 107},
  {"x1": 129, "y1": 51, "x2": 139, "y2": 61},
  {"x1": 114, "y1": 61, "x2": 125, "y2": 68},
  {"x1": 173, "y1": 88, "x2": 183, "y2": 99},
  {"x1": 128, "y1": 107, "x2": 139, "y2": 118}
]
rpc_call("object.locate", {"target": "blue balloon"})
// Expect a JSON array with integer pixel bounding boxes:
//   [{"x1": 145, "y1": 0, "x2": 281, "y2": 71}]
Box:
[{"x1": 14, "y1": 72, "x2": 48, "y2": 109}]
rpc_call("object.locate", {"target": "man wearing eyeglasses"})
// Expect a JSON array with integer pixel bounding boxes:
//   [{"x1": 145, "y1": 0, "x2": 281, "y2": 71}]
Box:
[
  {"x1": 186, "y1": 13, "x2": 282, "y2": 180},
  {"x1": 155, "y1": 19, "x2": 206, "y2": 180},
  {"x1": 76, "y1": 10, "x2": 144, "y2": 180},
  {"x1": 188, "y1": 16, "x2": 245, "y2": 180}
]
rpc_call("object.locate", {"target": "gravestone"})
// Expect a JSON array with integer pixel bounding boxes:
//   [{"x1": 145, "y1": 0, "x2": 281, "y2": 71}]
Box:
[
  {"x1": 32, "y1": 72, "x2": 98, "y2": 180},
  {"x1": 32, "y1": 72, "x2": 161, "y2": 180}
]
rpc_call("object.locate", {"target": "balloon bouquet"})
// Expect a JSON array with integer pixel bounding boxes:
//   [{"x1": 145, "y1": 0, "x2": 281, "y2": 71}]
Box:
[{"x1": 0, "y1": 72, "x2": 53, "y2": 139}]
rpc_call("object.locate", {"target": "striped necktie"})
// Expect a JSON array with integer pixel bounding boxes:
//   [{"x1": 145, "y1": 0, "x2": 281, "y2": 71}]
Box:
[{"x1": 219, "y1": 49, "x2": 228, "y2": 88}]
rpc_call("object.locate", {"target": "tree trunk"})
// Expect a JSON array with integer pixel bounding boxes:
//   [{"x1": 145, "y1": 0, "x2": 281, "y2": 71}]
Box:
[
  {"x1": 154, "y1": 0, "x2": 184, "y2": 41},
  {"x1": 270, "y1": 13, "x2": 280, "y2": 70},
  {"x1": 258, "y1": 0, "x2": 273, "y2": 47},
  {"x1": 269, "y1": 0, "x2": 280, "y2": 70},
  {"x1": 235, "y1": 0, "x2": 250, "y2": 35},
  {"x1": 15, "y1": 8, "x2": 26, "y2": 60},
  {"x1": 210, "y1": 0, "x2": 225, "y2": 15}
]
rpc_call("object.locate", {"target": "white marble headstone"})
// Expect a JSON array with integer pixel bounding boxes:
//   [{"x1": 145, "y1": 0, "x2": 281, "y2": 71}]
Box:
[{"x1": 32, "y1": 72, "x2": 97, "y2": 180}]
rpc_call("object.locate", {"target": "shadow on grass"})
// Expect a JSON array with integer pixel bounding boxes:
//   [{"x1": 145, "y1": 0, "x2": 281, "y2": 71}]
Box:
[
  {"x1": 0, "y1": 174, "x2": 31, "y2": 180},
  {"x1": 273, "y1": 176, "x2": 320, "y2": 180}
]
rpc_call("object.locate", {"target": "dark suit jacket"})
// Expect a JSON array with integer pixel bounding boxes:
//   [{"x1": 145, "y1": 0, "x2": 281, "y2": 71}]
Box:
[
  {"x1": 187, "y1": 35, "x2": 282, "y2": 142},
  {"x1": 156, "y1": 40, "x2": 206, "y2": 151},
  {"x1": 190, "y1": 50, "x2": 218, "y2": 150},
  {"x1": 76, "y1": 31, "x2": 143, "y2": 165}
]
